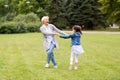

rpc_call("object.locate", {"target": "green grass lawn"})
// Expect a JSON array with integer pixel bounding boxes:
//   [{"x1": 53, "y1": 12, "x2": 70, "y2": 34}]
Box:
[{"x1": 0, "y1": 32, "x2": 120, "y2": 80}]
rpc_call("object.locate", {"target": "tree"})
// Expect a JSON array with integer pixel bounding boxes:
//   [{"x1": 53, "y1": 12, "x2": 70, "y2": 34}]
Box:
[
  {"x1": 0, "y1": 0, "x2": 7, "y2": 17},
  {"x1": 0, "y1": 0, "x2": 49, "y2": 20},
  {"x1": 46, "y1": 0, "x2": 69, "y2": 29},
  {"x1": 65, "y1": 0, "x2": 106, "y2": 29},
  {"x1": 0, "y1": 0, "x2": 15, "y2": 21},
  {"x1": 99, "y1": 0, "x2": 120, "y2": 27},
  {"x1": 15, "y1": 0, "x2": 49, "y2": 18}
]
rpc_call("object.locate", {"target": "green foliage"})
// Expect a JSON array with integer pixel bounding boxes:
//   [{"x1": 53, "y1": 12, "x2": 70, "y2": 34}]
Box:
[
  {"x1": 0, "y1": 0, "x2": 7, "y2": 17},
  {"x1": 1, "y1": 0, "x2": 119, "y2": 30},
  {"x1": 0, "y1": 22, "x2": 27, "y2": 34},
  {"x1": 0, "y1": 21, "x2": 40, "y2": 34},
  {"x1": 14, "y1": 13, "x2": 41, "y2": 33},
  {"x1": 46, "y1": 0, "x2": 69, "y2": 29},
  {"x1": 0, "y1": 0, "x2": 48, "y2": 19},
  {"x1": 26, "y1": 23, "x2": 40, "y2": 32},
  {"x1": 13, "y1": 14, "x2": 25, "y2": 22},
  {"x1": 99, "y1": 0, "x2": 120, "y2": 27},
  {"x1": 4, "y1": 13, "x2": 15, "y2": 21},
  {"x1": 0, "y1": 22, "x2": 15, "y2": 34},
  {"x1": 65, "y1": 0, "x2": 107, "y2": 30},
  {"x1": 14, "y1": 22, "x2": 27, "y2": 33},
  {"x1": 0, "y1": 13, "x2": 41, "y2": 34},
  {"x1": 14, "y1": 13, "x2": 40, "y2": 23}
]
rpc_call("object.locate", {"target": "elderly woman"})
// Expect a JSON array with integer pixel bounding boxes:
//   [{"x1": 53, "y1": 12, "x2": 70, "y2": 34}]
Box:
[{"x1": 40, "y1": 16, "x2": 66, "y2": 68}]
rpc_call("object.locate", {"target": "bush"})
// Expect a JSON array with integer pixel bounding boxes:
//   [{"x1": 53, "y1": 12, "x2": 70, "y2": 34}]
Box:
[
  {"x1": 5, "y1": 13, "x2": 15, "y2": 21},
  {"x1": 14, "y1": 13, "x2": 40, "y2": 23},
  {"x1": 0, "y1": 22, "x2": 27, "y2": 34},
  {"x1": 0, "y1": 22, "x2": 41, "y2": 34},
  {"x1": 13, "y1": 14, "x2": 25, "y2": 22},
  {"x1": 26, "y1": 22, "x2": 40, "y2": 32},
  {"x1": 0, "y1": 13, "x2": 41, "y2": 34},
  {"x1": 14, "y1": 22, "x2": 27, "y2": 33},
  {"x1": 24, "y1": 13, "x2": 40, "y2": 23},
  {"x1": 0, "y1": 22, "x2": 15, "y2": 34}
]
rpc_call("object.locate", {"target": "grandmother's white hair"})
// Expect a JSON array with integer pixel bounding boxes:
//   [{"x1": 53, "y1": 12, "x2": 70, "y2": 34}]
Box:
[{"x1": 41, "y1": 16, "x2": 49, "y2": 22}]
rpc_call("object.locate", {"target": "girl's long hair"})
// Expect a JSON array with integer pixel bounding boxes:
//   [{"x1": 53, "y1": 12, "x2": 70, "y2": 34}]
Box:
[{"x1": 73, "y1": 25, "x2": 82, "y2": 34}]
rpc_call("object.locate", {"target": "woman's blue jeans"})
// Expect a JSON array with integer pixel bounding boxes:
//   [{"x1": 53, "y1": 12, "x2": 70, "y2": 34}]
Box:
[{"x1": 46, "y1": 42, "x2": 57, "y2": 66}]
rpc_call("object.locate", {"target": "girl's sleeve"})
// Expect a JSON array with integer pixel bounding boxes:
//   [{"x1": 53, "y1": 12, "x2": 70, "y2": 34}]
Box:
[{"x1": 60, "y1": 34, "x2": 73, "y2": 39}]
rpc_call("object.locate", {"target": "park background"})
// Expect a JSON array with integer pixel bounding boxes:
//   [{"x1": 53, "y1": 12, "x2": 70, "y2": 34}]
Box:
[
  {"x1": 0, "y1": 0, "x2": 120, "y2": 33},
  {"x1": 0, "y1": 0, "x2": 120, "y2": 80}
]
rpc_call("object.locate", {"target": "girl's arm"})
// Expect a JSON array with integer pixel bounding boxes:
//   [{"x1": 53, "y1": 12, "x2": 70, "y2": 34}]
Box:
[{"x1": 60, "y1": 34, "x2": 74, "y2": 39}]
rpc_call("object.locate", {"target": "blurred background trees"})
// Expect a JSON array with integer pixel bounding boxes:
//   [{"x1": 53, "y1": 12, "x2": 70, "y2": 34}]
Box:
[
  {"x1": 0, "y1": 0, "x2": 120, "y2": 33},
  {"x1": 99, "y1": 0, "x2": 120, "y2": 27},
  {"x1": 65, "y1": 0, "x2": 107, "y2": 29}
]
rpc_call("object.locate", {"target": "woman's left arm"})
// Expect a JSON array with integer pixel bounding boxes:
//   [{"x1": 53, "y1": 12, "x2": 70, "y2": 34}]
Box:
[{"x1": 51, "y1": 24, "x2": 67, "y2": 35}]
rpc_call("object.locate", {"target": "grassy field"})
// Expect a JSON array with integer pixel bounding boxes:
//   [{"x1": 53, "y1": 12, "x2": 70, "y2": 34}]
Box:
[{"x1": 0, "y1": 32, "x2": 120, "y2": 80}]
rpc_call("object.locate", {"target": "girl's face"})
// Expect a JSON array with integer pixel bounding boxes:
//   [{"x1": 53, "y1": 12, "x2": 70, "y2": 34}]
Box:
[{"x1": 72, "y1": 27, "x2": 75, "y2": 32}]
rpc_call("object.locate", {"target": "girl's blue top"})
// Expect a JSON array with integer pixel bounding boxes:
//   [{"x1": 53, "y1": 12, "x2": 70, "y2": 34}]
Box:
[{"x1": 60, "y1": 32, "x2": 81, "y2": 46}]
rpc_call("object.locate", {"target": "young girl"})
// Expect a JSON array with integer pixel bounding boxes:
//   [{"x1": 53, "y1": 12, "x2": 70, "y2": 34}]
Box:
[{"x1": 59, "y1": 25, "x2": 84, "y2": 70}]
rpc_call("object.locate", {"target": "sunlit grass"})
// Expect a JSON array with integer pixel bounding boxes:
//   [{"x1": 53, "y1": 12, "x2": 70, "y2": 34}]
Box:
[{"x1": 0, "y1": 32, "x2": 120, "y2": 80}]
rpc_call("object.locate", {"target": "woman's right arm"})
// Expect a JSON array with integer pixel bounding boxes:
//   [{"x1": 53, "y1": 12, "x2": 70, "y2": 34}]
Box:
[{"x1": 40, "y1": 27, "x2": 56, "y2": 35}]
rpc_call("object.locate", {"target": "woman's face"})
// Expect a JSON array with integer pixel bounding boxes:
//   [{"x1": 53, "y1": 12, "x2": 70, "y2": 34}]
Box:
[{"x1": 43, "y1": 18, "x2": 49, "y2": 25}]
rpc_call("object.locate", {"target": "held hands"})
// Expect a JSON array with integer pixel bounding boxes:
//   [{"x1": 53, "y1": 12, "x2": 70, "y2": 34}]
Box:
[
  {"x1": 55, "y1": 32, "x2": 68, "y2": 36},
  {"x1": 55, "y1": 33, "x2": 60, "y2": 36}
]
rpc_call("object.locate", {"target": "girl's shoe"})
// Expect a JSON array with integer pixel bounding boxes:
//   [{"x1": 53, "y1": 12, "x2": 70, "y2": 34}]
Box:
[{"x1": 74, "y1": 66, "x2": 78, "y2": 70}]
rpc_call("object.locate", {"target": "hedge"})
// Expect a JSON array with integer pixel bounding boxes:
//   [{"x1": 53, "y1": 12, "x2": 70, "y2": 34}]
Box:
[
  {"x1": 0, "y1": 13, "x2": 41, "y2": 34},
  {"x1": 0, "y1": 22, "x2": 41, "y2": 34}
]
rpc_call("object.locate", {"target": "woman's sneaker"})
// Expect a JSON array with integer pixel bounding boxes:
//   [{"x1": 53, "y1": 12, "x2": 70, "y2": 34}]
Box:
[
  {"x1": 54, "y1": 65, "x2": 58, "y2": 68},
  {"x1": 45, "y1": 63, "x2": 49, "y2": 68}
]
